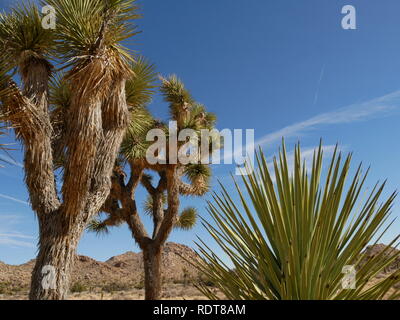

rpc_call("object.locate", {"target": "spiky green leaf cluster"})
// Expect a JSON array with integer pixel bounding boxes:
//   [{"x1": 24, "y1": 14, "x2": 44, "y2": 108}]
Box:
[
  {"x1": 0, "y1": 3, "x2": 55, "y2": 70},
  {"x1": 120, "y1": 106, "x2": 157, "y2": 160},
  {"x1": 120, "y1": 57, "x2": 159, "y2": 160},
  {"x1": 196, "y1": 143, "x2": 400, "y2": 300},
  {"x1": 160, "y1": 75, "x2": 216, "y2": 134},
  {"x1": 86, "y1": 218, "x2": 110, "y2": 235},
  {"x1": 184, "y1": 164, "x2": 211, "y2": 184},
  {"x1": 126, "y1": 56, "x2": 157, "y2": 109},
  {"x1": 44, "y1": 0, "x2": 140, "y2": 63},
  {"x1": 160, "y1": 75, "x2": 194, "y2": 120},
  {"x1": 175, "y1": 207, "x2": 198, "y2": 231},
  {"x1": 50, "y1": 74, "x2": 71, "y2": 110}
]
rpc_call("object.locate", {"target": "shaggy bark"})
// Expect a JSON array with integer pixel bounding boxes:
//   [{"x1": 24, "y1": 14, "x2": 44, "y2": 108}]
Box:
[
  {"x1": 14, "y1": 60, "x2": 60, "y2": 215},
  {"x1": 154, "y1": 167, "x2": 180, "y2": 246},
  {"x1": 29, "y1": 212, "x2": 85, "y2": 300},
  {"x1": 143, "y1": 243, "x2": 162, "y2": 300},
  {"x1": 25, "y1": 76, "x2": 128, "y2": 300}
]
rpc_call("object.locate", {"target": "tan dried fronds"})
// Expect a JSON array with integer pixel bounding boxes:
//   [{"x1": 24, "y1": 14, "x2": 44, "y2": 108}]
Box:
[
  {"x1": 62, "y1": 49, "x2": 131, "y2": 216},
  {"x1": 2, "y1": 80, "x2": 60, "y2": 213},
  {"x1": 61, "y1": 89, "x2": 103, "y2": 215},
  {"x1": 20, "y1": 54, "x2": 53, "y2": 102},
  {"x1": 101, "y1": 57, "x2": 132, "y2": 130}
]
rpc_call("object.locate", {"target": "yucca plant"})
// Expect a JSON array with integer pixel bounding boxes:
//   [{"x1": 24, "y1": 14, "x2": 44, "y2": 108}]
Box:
[
  {"x1": 196, "y1": 143, "x2": 400, "y2": 300},
  {"x1": 89, "y1": 74, "x2": 217, "y2": 300},
  {"x1": 0, "y1": 0, "x2": 142, "y2": 300}
]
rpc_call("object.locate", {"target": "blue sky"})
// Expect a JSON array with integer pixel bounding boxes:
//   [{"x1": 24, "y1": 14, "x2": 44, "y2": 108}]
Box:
[{"x1": 2, "y1": 0, "x2": 400, "y2": 264}]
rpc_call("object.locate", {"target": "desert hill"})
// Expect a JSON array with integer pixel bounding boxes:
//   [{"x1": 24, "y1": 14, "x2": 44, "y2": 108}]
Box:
[
  {"x1": 2, "y1": 243, "x2": 400, "y2": 299},
  {"x1": 0, "y1": 242, "x2": 202, "y2": 295}
]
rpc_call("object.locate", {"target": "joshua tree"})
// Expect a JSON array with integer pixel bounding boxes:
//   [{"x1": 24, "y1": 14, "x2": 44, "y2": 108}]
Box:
[
  {"x1": 0, "y1": 0, "x2": 143, "y2": 299},
  {"x1": 196, "y1": 144, "x2": 400, "y2": 300},
  {"x1": 89, "y1": 75, "x2": 217, "y2": 300}
]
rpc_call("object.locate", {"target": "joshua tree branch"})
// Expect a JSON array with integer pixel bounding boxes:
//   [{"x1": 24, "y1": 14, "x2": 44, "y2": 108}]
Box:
[
  {"x1": 126, "y1": 161, "x2": 143, "y2": 196},
  {"x1": 2, "y1": 79, "x2": 60, "y2": 216},
  {"x1": 141, "y1": 174, "x2": 156, "y2": 195},
  {"x1": 111, "y1": 163, "x2": 152, "y2": 248},
  {"x1": 154, "y1": 166, "x2": 180, "y2": 246}
]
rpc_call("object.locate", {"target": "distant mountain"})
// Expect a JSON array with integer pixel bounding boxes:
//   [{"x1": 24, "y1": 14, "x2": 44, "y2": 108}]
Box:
[
  {"x1": 360, "y1": 244, "x2": 400, "y2": 280},
  {"x1": 2, "y1": 243, "x2": 400, "y2": 297},
  {"x1": 0, "y1": 242, "x2": 202, "y2": 293}
]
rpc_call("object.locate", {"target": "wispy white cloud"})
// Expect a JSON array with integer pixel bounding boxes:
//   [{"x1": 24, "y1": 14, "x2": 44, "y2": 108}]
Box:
[
  {"x1": 313, "y1": 64, "x2": 325, "y2": 106},
  {"x1": 221, "y1": 90, "x2": 400, "y2": 164},
  {"x1": 215, "y1": 144, "x2": 339, "y2": 185},
  {"x1": 0, "y1": 232, "x2": 35, "y2": 248},
  {"x1": 255, "y1": 90, "x2": 400, "y2": 148},
  {"x1": 0, "y1": 215, "x2": 35, "y2": 248},
  {"x1": 0, "y1": 193, "x2": 29, "y2": 205}
]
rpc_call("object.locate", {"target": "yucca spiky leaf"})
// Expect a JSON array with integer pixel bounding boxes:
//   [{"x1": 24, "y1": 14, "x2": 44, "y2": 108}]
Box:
[
  {"x1": 86, "y1": 218, "x2": 110, "y2": 235},
  {"x1": 175, "y1": 207, "x2": 198, "y2": 231},
  {"x1": 50, "y1": 74, "x2": 71, "y2": 110},
  {"x1": 0, "y1": 3, "x2": 55, "y2": 70},
  {"x1": 126, "y1": 56, "x2": 157, "y2": 109},
  {"x1": 195, "y1": 143, "x2": 400, "y2": 300},
  {"x1": 184, "y1": 164, "x2": 211, "y2": 184},
  {"x1": 120, "y1": 107, "x2": 157, "y2": 160},
  {"x1": 45, "y1": 0, "x2": 140, "y2": 63}
]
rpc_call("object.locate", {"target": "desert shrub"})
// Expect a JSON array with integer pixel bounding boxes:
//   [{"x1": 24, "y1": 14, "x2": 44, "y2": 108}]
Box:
[
  {"x1": 70, "y1": 282, "x2": 87, "y2": 293},
  {"x1": 134, "y1": 281, "x2": 144, "y2": 290},
  {"x1": 102, "y1": 282, "x2": 131, "y2": 293},
  {"x1": 0, "y1": 282, "x2": 9, "y2": 295}
]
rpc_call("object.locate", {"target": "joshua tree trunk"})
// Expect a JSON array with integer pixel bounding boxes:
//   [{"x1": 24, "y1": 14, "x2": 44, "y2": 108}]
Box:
[
  {"x1": 29, "y1": 212, "x2": 85, "y2": 300},
  {"x1": 143, "y1": 243, "x2": 163, "y2": 300},
  {"x1": 104, "y1": 166, "x2": 182, "y2": 300}
]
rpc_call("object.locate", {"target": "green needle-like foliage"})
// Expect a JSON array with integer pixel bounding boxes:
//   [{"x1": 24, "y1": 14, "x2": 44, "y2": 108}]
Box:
[
  {"x1": 196, "y1": 143, "x2": 400, "y2": 300},
  {"x1": 121, "y1": 107, "x2": 157, "y2": 160},
  {"x1": 176, "y1": 207, "x2": 198, "y2": 231},
  {"x1": 45, "y1": 0, "x2": 139, "y2": 63},
  {"x1": 184, "y1": 164, "x2": 212, "y2": 184},
  {"x1": 160, "y1": 75, "x2": 194, "y2": 123},
  {"x1": 0, "y1": 3, "x2": 55, "y2": 70},
  {"x1": 49, "y1": 74, "x2": 71, "y2": 110},
  {"x1": 126, "y1": 56, "x2": 157, "y2": 109},
  {"x1": 87, "y1": 219, "x2": 110, "y2": 235},
  {"x1": 121, "y1": 57, "x2": 158, "y2": 161}
]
